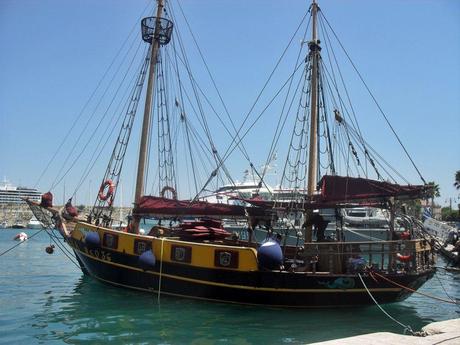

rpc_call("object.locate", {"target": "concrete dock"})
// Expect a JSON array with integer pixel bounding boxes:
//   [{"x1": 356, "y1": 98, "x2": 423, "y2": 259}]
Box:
[{"x1": 309, "y1": 318, "x2": 460, "y2": 345}]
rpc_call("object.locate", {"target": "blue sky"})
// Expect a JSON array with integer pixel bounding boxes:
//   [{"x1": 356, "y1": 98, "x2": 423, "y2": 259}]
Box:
[{"x1": 0, "y1": 0, "x2": 459, "y2": 207}]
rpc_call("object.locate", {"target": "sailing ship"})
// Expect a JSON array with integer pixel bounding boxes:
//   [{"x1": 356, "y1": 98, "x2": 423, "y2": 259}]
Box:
[{"x1": 27, "y1": 0, "x2": 435, "y2": 307}]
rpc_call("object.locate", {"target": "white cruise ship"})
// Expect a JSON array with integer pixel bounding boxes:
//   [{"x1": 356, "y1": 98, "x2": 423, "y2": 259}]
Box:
[{"x1": 0, "y1": 179, "x2": 42, "y2": 205}]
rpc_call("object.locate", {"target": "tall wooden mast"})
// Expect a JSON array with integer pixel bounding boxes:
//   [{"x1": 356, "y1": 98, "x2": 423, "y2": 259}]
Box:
[
  {"x1": 131, "y1": 0, "x2": 165, "y2": 233},
  {"x1": 305, "y1": 0, "x2": 321, "y2": 242}
]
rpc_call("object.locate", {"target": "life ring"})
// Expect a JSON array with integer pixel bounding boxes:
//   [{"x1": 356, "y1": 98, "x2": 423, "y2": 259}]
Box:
[
  {"x1": 160, "y1": 186, "x2": 177, "y2": 200},
  {"x1": 396, "y1": 253, "x2": 412, "y2": 262},
  {"x1": 98, "y1": 179, "x2": 115, "y2": 205}
]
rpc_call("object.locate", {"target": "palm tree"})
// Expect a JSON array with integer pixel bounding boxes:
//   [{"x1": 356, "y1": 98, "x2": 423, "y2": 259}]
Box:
[
  {"x1": 454, "y1": 170, "x2": 460, "y2": 190},
  {"x1": 426, "y1": 181, "x2": 440, "y2": 209},
  {"x1": 426, "y1": 181, "x2": 440, "y2": 199}
]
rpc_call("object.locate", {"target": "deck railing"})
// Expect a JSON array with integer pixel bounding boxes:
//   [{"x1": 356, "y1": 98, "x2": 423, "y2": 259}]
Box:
[{"x1": 299, "y1": 239, "x2": 433, "y2": 274}]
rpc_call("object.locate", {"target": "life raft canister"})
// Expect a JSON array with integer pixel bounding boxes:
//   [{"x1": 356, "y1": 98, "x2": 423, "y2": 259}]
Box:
[{"x1": 98, "y1": 179, "x2": 115, "y2": 205}]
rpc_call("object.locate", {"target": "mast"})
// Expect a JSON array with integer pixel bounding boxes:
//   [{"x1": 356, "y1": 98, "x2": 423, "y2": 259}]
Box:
[
  {"x1": 131, "y1": 0, "x2": 165, "y2": 233},
  {"x1": 305, "y1": 0, "x2": 321, "y2": 242}
]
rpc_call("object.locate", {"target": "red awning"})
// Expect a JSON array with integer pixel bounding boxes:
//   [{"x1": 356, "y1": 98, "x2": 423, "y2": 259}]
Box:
[
  {"x1": 134, "y1": 176, "x2": 427, "y2": 217},
  {"x1": 133, "y1": 196, "x2": 268, "y2": 218},
  {"x1": 238, "y1": 175, "x2": 427, "y2": 210},
  {"x1": 318, "y1": 175, "x2": 427, "y2": 203}
]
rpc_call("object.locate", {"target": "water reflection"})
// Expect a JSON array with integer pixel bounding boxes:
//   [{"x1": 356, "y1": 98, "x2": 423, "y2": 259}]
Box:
[{"x1": 28, "y1": 274, "x2": 459, "y2": 345}]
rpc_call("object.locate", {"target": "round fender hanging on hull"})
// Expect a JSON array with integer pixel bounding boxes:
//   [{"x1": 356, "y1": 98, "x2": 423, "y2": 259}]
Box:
[
  {"x1": 85, "y1": 231, "x2": 100, "y2": 248},
  {"x1": 138, "y1": 250, "x2": 156, "y2": 270},
  {"x1": 257, "y1": 239, "x2": 283, "y2": 270}
]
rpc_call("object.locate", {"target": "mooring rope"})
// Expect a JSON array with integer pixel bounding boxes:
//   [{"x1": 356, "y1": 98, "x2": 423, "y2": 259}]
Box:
[
  {"x1": 371, "y1": 271, "x2": 459, "y2": 305},
  {"x1": 358, "y1": 273, "x2": 415, "y2": 335},
  {"x1": 157, "y1": 237, "x2": 165, "y2": 303}
]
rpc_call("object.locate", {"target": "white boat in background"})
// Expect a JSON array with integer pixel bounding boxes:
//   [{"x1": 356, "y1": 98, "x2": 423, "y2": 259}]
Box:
[
  {"x1": 11, "y1": 221, "x2": 26, "y2": 229},
  {"x1": 423, "y1": 217, "x2": 457, "y2": 242},
  {"x1": 27, "y1": 216, "x2": 43, "y2": 229},
  {"x1": 342, "y1": 208, "x2": 389, "y2": 228},
  {"x1": 422, "y1": 208, "x2": 459, "y2": 266}
]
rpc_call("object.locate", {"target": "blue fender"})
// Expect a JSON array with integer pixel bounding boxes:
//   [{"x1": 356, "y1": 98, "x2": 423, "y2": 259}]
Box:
[
  {"x1": 85, "y1": 231, "x2": 100, "y2": 248},
  {"x1": 257, "y1": 239, "x2": 283, "y2": 270},
  {"x1": 138, "y1": 250, "x2": 156, "y2": 270}
]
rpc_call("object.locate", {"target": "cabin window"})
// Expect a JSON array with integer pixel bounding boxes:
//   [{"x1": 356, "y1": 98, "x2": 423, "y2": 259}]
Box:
[
  {"x1": 214, "y1": 250, "x2": 239, "y2": 269},
  {"x1": 171, "y1": 245, "x2": 192, "y2": 263},
  {"x1": 102, "y1": 233, "x2": 118, "y2": 249},
  {"x1": 134, "y1": 239, "x2": 152, "y2": 255}
]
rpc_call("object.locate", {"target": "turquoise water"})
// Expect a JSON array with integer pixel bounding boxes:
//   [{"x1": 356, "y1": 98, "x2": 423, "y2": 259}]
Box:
[{"x1": 0, "y1": 229, "x2": 459, "y2": 344}]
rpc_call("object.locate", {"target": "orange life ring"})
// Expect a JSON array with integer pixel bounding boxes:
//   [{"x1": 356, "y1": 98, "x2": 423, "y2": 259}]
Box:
[
  {"x1": 396, "y1": 253, "x2": 412, "y2": 262},
  {"x1": 160, "y1": 186, "x2": 177, "y2": 200},
  {"x1": 98, "y1": 179, "x2": 115, "y2": 205}
]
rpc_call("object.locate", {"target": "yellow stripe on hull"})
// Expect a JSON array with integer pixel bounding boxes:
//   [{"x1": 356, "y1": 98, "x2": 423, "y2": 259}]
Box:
[
  {"x1": 72, "y1": 222, "x2": 258, "y2": 271},
  {"x1": 74, "y1": 247, "x2": 402, "y2": 294}
]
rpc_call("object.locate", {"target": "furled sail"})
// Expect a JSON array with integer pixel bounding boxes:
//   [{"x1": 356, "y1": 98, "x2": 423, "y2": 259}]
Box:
[
  {"x1": 236, "y1": 175, "x2": 428, "y2": 210},
  {"x1": 133, "y1": 196, "x2": 267, "y2": 218},
  {"x1": 318, "y1": 175, "x2": 428, "y2": 203}
]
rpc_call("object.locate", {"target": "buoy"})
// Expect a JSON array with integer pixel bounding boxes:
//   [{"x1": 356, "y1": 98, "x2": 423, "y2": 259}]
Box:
[
  {"x1": 138, "y1": 250, "x2": 156, "y2": 270},
  {"x1": 13, "y1": 232, "x2": 28, "y2": 242},
  {"x1": 85, "y1": 231, "x2": 100, "y2": 248},
  {"x1": 45, "y1": 245, "x2": 55, "y2": 254},
  {"x1": 257, "y1": 239, "x2": 283, "y2": 270}
]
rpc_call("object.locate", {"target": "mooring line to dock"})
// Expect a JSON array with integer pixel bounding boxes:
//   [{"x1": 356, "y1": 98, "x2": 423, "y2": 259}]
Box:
[
  {"x1": 0, "y1": 229, "x2": 45, "y2": 257},
  {"x1": 434, "y1": 271, "x2": 459, "y2": 307},
  {"x1": 157, "y1": 237, "x2": 165, "y2": 303},
  {"x1": 371, "y1": 271, "x2": 459, "y2": 305},
  {"x1": 358, "y1": 273, "x2": 416, "y2": 336}
]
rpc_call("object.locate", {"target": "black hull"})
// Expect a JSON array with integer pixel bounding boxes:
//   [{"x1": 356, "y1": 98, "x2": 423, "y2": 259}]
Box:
[{"x1": 71, "y1": 240, "x2": 434, "y2": 308}]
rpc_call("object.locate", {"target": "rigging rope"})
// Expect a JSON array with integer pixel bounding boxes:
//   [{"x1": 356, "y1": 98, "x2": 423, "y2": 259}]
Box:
[
  {"x1": 51, "y1": 37, "x2": 145, "y2": 193},
  {"x1": 0, "y1": 229, "x2": 45, "y2": 257},
  {"x1": 45, "y1": 229, "x2": 81, "y2": 269},
  {"x1": 319, "y1": 11, "x2": 427, "y2": 184},
  {"x1": 172, "y1": 0, "x2": 252, "y2": 163},
  {"x1": 34, "y1": 0, "x2": 154, "y2": 190},
  {"x1": 74, "y1": 45, "x2": 149, "y2": 201}
]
